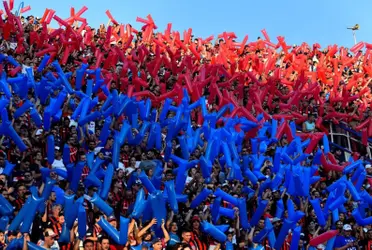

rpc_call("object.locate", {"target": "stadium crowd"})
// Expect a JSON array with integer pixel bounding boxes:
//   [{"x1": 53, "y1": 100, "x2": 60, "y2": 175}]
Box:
[{"x1": 0, "y1": 3, "x2": 371, "y2": 250}]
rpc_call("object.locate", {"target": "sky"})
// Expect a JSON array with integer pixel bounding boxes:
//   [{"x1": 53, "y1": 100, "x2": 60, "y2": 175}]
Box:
[{"x1": 18, "y1": 0, "x2": 372, "y2": 49}]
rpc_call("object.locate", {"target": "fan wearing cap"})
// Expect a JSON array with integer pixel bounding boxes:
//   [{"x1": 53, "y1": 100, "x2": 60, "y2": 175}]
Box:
[
  {"x1": 334, "y1": 224, "x2": 358, "y2": 250},
  {"x1": 366, "y1": 164, "x2": 372, "y2": 178},
  {"x1": 188, "y1": 216, "x2": 207, "y2": 250},
  {"x1": 51, "y1": 146, "x2": 66, "y2": 180},
  {"x1": 37, "y1": 228, "x2": 59, "y2": 250}
]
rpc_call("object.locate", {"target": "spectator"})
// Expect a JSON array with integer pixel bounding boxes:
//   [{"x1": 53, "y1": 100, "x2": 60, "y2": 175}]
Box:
[{"x1": 334, "y1": 224, "x2": 358, "y2": 250}]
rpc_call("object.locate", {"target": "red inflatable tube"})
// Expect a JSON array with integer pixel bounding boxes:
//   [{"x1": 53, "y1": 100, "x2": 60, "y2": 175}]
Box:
[
  {"x1": 10, "y1": 66, "x2": 21, "y2": 76},
  {"x1": 276, "y1": 122, "x2": 286, "y2": 139},
  {"x1": 106, "y1": 10, "x2": 118, "y2": 25},
  {"x1": 304, "y1": 134, "x2": 322, "y2": 154},
  {"x1": 350, "y1": 42, "x2": 364, "y2": 54},
  {"x1": 53, "y1": 15, "x2": 70, "y2": 27},
  {"x1": 240, "y1": 108, "x2": 258, "y2": 122},
  {"x1": 328, "y1": 153, "x2": 338, "y2": 165},
  {"x1": 3, "y1": 1, "x2": 11, "y2": 18},
  {"x1": 362, "y1": 129, "x2": 368, "y2": 146},
  {"x1": 9, "y1": 0, "x2": 14, "y2": 10},
  {"x1": 190, "y1": 43, "x2": 201, "y2": 61},
  {"x1": 40, "y1": 8, "x2": 50, "y2": 23},
  {"x1": 61, "y1": 46, "x2": 70, "y2": 65},
  {"x1": 356, "y1": 117, "x2": 371, "y2": 130},
  {"x1": 368, "y1": 122, "x2": 372, "y2": 137},
  {"x1": 75, "y1": 6, "x2": 88, "y2": 17},
  {"x1": 309, "y1": 230, "x2": 338, "y2": 246},
  {"x1": 261, "y1": 29, "x2": 271, "y2": 42}
]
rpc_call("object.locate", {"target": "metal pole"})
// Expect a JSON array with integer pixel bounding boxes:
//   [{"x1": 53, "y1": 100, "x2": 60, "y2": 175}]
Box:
[{"x1": 353, "y1": 30, "x2": 357, "y2": 45}]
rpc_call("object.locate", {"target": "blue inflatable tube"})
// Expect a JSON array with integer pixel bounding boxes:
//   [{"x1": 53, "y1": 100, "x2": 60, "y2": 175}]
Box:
[
  {"x1": 345, "y1": 181, "x2": 361, "y2": 201},
  {"x1": 78, "y1": 111, "x2": 101, "y2": 126},
  {"x1": 329, "y1": 196, "x2": 347, "y2": 211},
  {"x1": 5, "y1": 124, "x2": 27, "y2": 151},
  {"x1": 159, "y1": 98, "x2": 172, "y2": 122},
  {"x1": 250, "y1": 199, "x2": 269, "y2": 226},
  {"x1": 138, "y1": 171, "x2": 157, "y2": 194},
  {"x1": 58, "y1": 223, "x2": 71, "y2": 243},
  {"x1": 7, "y1": 56, "x2": 20, "y2": 67},
  {"x1": 201, "y1": 221, "x2": 227, "y2": 242},
  {"x1": 325, "y1": 236, "x2": 336, "y2": 250},
  {"x1": 69, "y1": 161, "x2": 85, "y2": 192},
  {"x1": 99, "y1": 117, "x2": 112, "y2": 146},
  {"x1": 30, "y1": 108, "x2": 42, "y2": 127},
  {"x1": 149, "y1": 190, "x2": 167, "y2": 231},
  {"x1": 355, "y1": 171, "x2": 366, "y2": 191},
  {"x1": 132, "y1": 189, "x2": 146, "y2": 219},
  {"x1": 343, "y1": 160, "x2": 362, "y2": 175},
  {"x1": 2, "y1": 161, "x2": 15, "y2": 177},
  {"x1": 289, "y1": 226, "x2": 302, "y2": 250},
  {"x1": 251, "y1": 138, "x2": 258, "y2": 154},
  {"x1": 244, "y1": 167, "x2": 258, "y2": 185},
  {"x1": 100, "y1": 163, "x2": 114, "y2": 200},
  {"x1": 275, "y1": 199, "x2": 284, "y2": 219},
  {"x1": 253, "y1": 227, "x2": 270, "y2": 244},
  {"x1": 98, "y1": 217, "x2": 121, "y2": 244},
  {"x1": 119, "y1": 217, "x2": 130, "y2": 245},
  {"x1": 19, "y1": 194, "x2": 44, "y2": 233},
  {"x1": 165, "y1": 181, "x2": 178, "y2": 214},
  {"x1": 64, "y1": 195, "x2": 79, "y2": 229},
  {"x1": 79, "y1": 98, "x2": 91, "y2": 121},
  {"x1": 352, "y1": 209, "x2": 372, "y2": 226},
  {"x1": 51, "y1": 91, "x2": 67, "y2": 116},
  {"x1": 141, "y1": 200, "x2": 153, "y2": 223},
  {"x1": 0, "y1": 80, "x2": 11, "y2": 99},
  {"x1": 47, "y1": 135, "x2": 55, "y2": 164},
  {"x1": 310, "y1": 199, "x2": 326, "y2": 227},
  {"x1": 332, "y1": 209, "x2": 339, "y2": 224},
  {"x1": 214, "y1": 188, "x2": 239, "y2": 206},
  {"x1": 118, "y1": 121, "x2": 130, "y2": 145},
  {"x1": 177, "y1": 135, "x2": 190, "y2": 160},
  {"x1": 112, "y1": 138, "x2": 120, "y2": 169},
  {"x1": 78, "y1": 204, "x2": 87, "y2": 240},
  {"x1": 215, "y1": 224, "x2": 230, "y2": 233},
  {"x1": 90, "y1": 192, "x2": 113, "y2": 216},
  {"x1": 0, "y1": 194, "x2": 13, "y2": 215},
  {"x1": 0, "y1": 216, "x2": 9, "y2": 232},
  {"x1": 174, "y1": 164, "x2": 187, "y2": 194},
  {"x1": 62, "y1": 144, "x2": 71, "y2": 165},
  {"x1": 266, "y1": 219, "x2": 276, "y2": 248},
  {"x1": 38, "y1": 178, "x2": 56, "y2": 213},
  {"x1": 323, "y1": 134, "x2": 330, "y2": 154},
  {"x1": 274, "y1": 219, "x2": 293, "y2": 250},
  {"x1": 199, "y1": 156, "x2": 212, "y2": 179},
  {"x1": 211, "y1": 197, "x2": 221, "y2": 224},
  {"x1": 351, "y1": 167, "x2": 364, "y2": 183},
  {"x1": 14, "y1": 100, "x2": 33, "y2": 119},
  {"x1": 37, "y1": 54, "x2": 51, "y2": 72},
  {"x1": 238, "y1": 198, "x2": 250, "y2": 229},
  {"x1": 190, "y1": 188, "x2": 212, "y2": 209}
]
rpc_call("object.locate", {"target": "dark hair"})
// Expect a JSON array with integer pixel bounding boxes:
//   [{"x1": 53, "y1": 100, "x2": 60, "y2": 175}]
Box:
[
  {"x1": 182, "y1": 227, "x2": 192, "y2": 234},
  {"x1": 83, "y1": 239, "x2": 94, "y2": 247},
  {"x1": 99, "y1": 236, "x2": 110, "y2": 244}
]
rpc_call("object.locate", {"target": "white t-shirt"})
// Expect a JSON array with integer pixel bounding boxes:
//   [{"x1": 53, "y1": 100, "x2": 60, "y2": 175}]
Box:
[
  {"x1": 37, "y1": 240, "x2": 60, "y2": 250},
  {"x1": 52, "y1": 159, "x2": 66, "y2": 180}
]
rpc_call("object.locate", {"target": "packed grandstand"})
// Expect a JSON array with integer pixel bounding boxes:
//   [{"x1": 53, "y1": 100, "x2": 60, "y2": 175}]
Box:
[{"x1": 0, "y1": 1, "x2": 371, "y2": 250}]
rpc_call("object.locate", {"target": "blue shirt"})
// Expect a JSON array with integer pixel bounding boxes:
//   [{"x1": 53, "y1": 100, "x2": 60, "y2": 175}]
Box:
[
  {"x1": 334, "y1": 235, "x2": 357, "y2": 250},
  {"x1": 304, "y1": 121, "x2": 315, "y2": 132},
  {"x1": 168, "y1": 233, "x2": 180, "y2": 246}
]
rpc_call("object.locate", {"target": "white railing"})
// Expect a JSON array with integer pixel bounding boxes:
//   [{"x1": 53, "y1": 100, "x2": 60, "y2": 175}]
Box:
[{"x1": 328, "y1": 123, "x2": 372, "y2": 159}]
